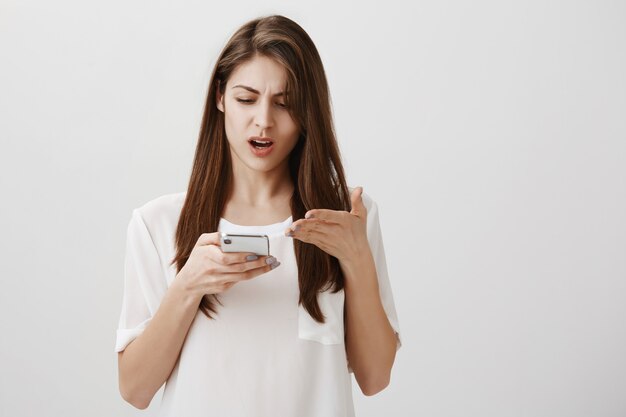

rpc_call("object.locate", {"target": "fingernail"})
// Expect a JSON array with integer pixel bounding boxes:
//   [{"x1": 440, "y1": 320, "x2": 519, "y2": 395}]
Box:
[
  {"x1": 270, "y1": 261, "x2": 281, "y2": 270},
  {"x1": 246, "y1": 255, "x2": 259, "y2": 261},
  {"x1": 265, "y1": 256, "x2": 277, "y2": 265}
]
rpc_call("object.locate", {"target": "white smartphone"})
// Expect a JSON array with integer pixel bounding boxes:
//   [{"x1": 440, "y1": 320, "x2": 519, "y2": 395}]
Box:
[{"x1": 219, "y1": 233, "x2": 270, "y2": 256}]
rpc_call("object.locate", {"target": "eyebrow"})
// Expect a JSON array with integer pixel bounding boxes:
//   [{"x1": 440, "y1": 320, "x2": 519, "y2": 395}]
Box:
[{"x1": 232, "y1": 84, "x2": 285, "y2": 97}]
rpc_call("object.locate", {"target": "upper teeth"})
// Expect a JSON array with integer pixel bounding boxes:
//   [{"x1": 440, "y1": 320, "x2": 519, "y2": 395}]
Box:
[{"x1": 253, "y1": 140, "x2": 271, "y2": 144}]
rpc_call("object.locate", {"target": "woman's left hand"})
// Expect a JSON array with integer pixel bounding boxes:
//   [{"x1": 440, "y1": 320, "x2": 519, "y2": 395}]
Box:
[{"x1": 284, "y1": 186, "x2": 370, "y2": 264}]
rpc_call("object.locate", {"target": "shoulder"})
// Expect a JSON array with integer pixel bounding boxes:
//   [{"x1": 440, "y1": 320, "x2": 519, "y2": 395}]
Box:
[{"x1": 132, "y1": 191, "x2": 187, "y2": 231}]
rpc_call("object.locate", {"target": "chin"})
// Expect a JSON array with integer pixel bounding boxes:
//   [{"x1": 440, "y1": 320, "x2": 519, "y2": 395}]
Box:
[{"x1": 246, "y1": 161, "x2": 281, "y2": 172}]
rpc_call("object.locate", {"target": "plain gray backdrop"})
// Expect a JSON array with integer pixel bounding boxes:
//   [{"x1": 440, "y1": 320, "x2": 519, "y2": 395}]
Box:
[{"x1": 1, "y1": 0, "x2": 625, "y2": 416}]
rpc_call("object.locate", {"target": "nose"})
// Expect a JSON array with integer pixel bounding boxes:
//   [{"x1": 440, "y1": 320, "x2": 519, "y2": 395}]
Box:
[{"x1": 254, "y1": 99, "x2": 275, "y2": 131}]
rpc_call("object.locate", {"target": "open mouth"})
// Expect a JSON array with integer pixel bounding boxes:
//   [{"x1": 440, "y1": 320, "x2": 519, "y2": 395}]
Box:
[
  {"x1": 247, "y1": 137, "x2": 275, "y2": 157},
  {"x1": 248, "y1": 139, "x2": 274, "y2": 149}
]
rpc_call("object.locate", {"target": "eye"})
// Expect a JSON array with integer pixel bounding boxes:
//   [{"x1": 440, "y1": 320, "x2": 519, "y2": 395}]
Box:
[{"x1": 236, "y1": 98, "x2": 288, "y2": 109}]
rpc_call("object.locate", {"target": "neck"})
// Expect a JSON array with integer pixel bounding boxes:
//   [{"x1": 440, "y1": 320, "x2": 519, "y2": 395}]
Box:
[{"x1": 228, "y1": 158, "x2": 294, "y2": 207}]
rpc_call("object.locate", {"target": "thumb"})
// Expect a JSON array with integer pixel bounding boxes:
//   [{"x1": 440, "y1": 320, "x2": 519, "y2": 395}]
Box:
[
  {"x1": 196, "y1": 231, "x2": 222, "y2": 247},
  {"x1": 350, "y1": 186, "x2": 366, "y2": 217}
]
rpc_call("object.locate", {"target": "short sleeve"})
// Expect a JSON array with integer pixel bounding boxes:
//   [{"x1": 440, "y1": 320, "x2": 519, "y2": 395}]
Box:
[
  {"x1": 115, "y1": 209, "x2": 169, "y2": 352},
  {"x1": 347, "y1": 191, "x2": 402, "y2": 373}
]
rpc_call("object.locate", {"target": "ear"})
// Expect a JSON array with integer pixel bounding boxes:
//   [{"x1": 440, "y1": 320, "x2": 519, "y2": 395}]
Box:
[{"x1": 216, "y1": 85, "x2": 224, "y2": 113}]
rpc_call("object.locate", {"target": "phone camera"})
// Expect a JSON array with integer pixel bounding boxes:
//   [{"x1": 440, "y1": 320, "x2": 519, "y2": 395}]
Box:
[{"x1": 224, "y1": 239, "x2": 231, "y2": 244}]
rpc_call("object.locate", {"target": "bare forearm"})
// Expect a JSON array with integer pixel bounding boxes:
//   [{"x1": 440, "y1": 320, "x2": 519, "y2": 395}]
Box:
[
  {"x1": 342, "y1": 252, "x2": 397, "y2": 395},
  {"x1": 118, "y1": 280, "x2": 201, "y2": 409}
]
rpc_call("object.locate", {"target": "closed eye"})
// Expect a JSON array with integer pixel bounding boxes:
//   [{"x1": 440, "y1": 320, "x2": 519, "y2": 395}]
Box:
[{"x1": 236, "y1": 98, "x2": 287, "y2": 108}]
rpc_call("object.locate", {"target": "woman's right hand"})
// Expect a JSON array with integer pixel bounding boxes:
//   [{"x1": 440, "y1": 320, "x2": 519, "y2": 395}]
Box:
[{"x1": 174, "y1": 232, "x2": 280, "y2": 298}]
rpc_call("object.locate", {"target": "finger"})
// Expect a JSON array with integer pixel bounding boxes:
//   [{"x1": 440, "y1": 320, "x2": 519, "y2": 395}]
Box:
[
  {"x1": 289, "y1": 230, "x2": 333, "y2": 254},
  {"x1": 285, "y1": 218, "x2": 340, "y2": 237},
  {"x1": 303, "y1": 208, "x2": 344, "y2": 223},
  {"x1": 219, "y1": 255, "x2": 278, "y2": 274},
  {"x1": 223, "y1": 281, "x2": 236, "y2": 290},
  {"x1": 349, "y1": 186, "x2": 366, "y2": 218},
  {"x1": 195, "y1": 232, "x2": 222, "y2": 247},
  {"x1": 213, "y1": 257, "x2": 281, "y2": 282},
  {"x1": 288, "y1": 224, "x2": 333, "y2": 244},
  {"x1": 217, "y1": 249, "x2": 271, "y2": 266},
  {"x1": 207, "y1": 245, "x2": 274, "y2": 266},
  {"x1": 240, "y1": 260, "x2": 281, "y2": 279}
]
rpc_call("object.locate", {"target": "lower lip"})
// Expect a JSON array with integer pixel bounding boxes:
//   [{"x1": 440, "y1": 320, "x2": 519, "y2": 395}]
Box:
[{"x1": 249, "y1": 141, "x2": 274, "y2": 157}]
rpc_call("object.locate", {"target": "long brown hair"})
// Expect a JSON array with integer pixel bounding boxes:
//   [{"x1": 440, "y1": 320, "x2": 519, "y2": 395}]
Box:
[{"x1": 169, "y1": 15, "x2": 351, "y2": 323}]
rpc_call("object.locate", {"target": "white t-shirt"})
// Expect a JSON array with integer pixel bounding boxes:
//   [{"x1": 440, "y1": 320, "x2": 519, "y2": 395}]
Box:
[{"x1": 116, "y1": 189, "x2": 401, "y2": 417}]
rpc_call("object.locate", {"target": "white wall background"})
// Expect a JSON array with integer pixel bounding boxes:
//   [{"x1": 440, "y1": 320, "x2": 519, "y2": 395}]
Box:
[{"x1": 1, "y1": 0, "x2": 624, "y2": 416}]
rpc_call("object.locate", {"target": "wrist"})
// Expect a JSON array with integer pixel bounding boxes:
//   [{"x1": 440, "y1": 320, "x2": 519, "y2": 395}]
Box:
[
  {"x1": 340, "y1": 243, "x2": 373, "y2": 273},
  {"x1": 340, "y1": 249, "x2": 377, "y2": 287},
  {"x1": 170, "y1": 274, "x2": 202, "y2": 308}
]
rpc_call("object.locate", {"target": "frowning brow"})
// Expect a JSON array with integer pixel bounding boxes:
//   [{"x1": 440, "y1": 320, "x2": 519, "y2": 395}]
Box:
[{"x1": 232, "y1": 85, "x2": 285, "y2": 96}]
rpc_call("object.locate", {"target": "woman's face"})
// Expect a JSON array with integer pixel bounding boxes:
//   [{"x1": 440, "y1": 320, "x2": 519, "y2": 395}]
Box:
[{"x1": 216, "y1": 55, "x2": 301, "y2": 175}]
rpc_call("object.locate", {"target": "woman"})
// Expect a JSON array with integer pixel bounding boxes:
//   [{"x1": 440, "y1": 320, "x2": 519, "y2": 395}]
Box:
[{"x1": 116, "y1": 14, "x2": 401, "y2": 417}]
